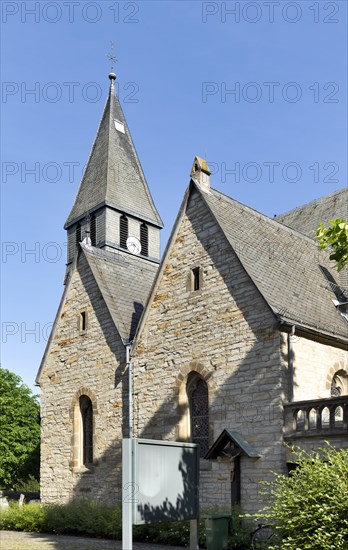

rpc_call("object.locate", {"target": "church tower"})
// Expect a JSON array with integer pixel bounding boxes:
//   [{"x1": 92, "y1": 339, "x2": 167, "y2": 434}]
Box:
[
  {"x1": 64, "y1": 72, "x2": 163, "y2": 267},
  {"x1": 37, "y1": 72, "x2": 163, "y2": 505}
]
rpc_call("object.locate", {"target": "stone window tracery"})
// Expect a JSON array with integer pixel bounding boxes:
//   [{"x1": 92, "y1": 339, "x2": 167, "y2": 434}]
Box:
[
  {"x1": 79, "y1": 395, "x2": 93, "y2": 466},
  {"x1": 331, "y1": 372, "x2": 348, "y2": 397},
  {"x1": 187, "y1": 374, "x2": 209, "y2": 458}
]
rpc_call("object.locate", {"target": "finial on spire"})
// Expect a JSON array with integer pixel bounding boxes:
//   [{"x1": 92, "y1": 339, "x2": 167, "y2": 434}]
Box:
[{"x1": 107, "y1": 41, "x2": 117, "y2": 81}]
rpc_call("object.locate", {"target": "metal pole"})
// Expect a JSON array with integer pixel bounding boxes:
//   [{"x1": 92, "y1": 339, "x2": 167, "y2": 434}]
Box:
[
  {"x1": 126, "y1": 343, "x2": 132, "y2": 438},
  {"x1": 288, "y1": 326, "x2": 295, "y2": 402},
  {"x1": 122, "y1": 438, "x2": 133, "y2": 550},
  {"x1": 190, "y1": 519, "x2": 199, "y2": 550},
  {"x1": 122, "y1": 344, "x2": 133, "y2": 549}
]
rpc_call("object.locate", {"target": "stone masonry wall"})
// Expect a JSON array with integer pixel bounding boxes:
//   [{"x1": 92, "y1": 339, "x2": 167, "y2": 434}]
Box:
[
  {"x1": 280, "y1": 332, "x2": 348, "y2": 401},
  {"x1": 39, "y1": 252, "x2": 125, "y2": 504},
  {"x1": 132, "y1": 188, "x2": 287, "y2": 515}
]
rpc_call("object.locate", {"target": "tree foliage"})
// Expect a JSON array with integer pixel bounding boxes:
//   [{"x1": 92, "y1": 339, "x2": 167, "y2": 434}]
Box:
[
  {"x1": 316, "y1": 218, "x2": 348, "y2": 271},
  {"x1": 254, "y1": 445, "x2": 348, "y2": 549},
  {"x1": 0, "y1": 368, "x2": 40, "y2": 489}
]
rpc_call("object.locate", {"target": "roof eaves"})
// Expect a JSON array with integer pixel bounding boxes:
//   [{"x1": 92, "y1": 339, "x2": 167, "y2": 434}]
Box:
[{"x1": 277, "y1": 314, "x2": 348, "y2": 346}]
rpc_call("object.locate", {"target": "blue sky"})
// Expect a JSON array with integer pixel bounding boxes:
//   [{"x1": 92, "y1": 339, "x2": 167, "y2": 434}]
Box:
[{"x1": 1, "y1": 0, "x2": 347, "y2": 393}]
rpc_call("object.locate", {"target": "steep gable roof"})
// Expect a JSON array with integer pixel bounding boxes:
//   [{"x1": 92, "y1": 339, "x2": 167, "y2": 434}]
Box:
[
  {"x1": 276, "y1": 187, "x2": 347, "y2": 238},
  {"x1": 36, "y1": 243, "x2": 158, "y2": 384},
  {"x1": 65, "y1": 76, "x2": 163, "y2": 228},
  {"x1": 201, "y1": 187, "x2": 348, "y2": 341},
  {"x1": 81, "y1": 243, "x2": 158, "y2": 343},
  {"x1": 134, "y1": 180, "x2": 348, "y2": 349}
]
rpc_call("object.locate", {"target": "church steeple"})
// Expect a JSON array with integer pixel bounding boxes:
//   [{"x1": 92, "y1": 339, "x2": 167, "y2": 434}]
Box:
[{"x1": 65, "y1": 73, "x2": 163, "y2": 264}]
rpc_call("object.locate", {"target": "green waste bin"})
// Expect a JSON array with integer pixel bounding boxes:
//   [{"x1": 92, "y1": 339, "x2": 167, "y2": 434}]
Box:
[{"x1": 205, "y1": 514, "x2": 230, "y2": 550}]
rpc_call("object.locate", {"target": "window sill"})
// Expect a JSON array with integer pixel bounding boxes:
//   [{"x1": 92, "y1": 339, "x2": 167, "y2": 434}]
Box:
[{"x1": 72, "y1": 465, "x2": 94, "y2": 474}]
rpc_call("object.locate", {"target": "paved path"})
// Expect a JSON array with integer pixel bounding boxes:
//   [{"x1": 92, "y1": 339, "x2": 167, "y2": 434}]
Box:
[{"x1": 0, "y1": 531, "x2": 186, "y2": 550}]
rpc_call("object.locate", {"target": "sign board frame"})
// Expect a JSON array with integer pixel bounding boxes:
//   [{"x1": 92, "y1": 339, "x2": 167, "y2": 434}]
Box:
[
  {"x1": 132, "y1": 438, "x2": 199, "y2": 525},
  {"x1": 122, "y1": 438, "x2": 199, "y2": 550}
]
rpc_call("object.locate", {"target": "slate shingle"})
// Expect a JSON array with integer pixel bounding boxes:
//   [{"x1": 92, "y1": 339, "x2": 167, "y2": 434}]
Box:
[
  {"x1": 201, "y1": 187, "x2": 348, "y2": 341},
  {"x1": 276, "y1": 187, "x2": 348, "y2": 238},
  {"x1": 81, "y1": 243, "x2": 158, "y2": 342},
  {"x1": 65, "y1": 80, "x2": 163, "y2": 229}
]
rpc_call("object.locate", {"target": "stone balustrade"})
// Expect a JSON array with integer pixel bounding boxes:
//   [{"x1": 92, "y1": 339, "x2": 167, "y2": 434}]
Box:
[{"x1": 284, "y1": 396, "x2": 348, "y2": 438}]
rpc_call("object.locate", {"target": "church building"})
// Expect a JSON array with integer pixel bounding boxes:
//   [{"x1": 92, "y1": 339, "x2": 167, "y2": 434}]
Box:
[{"x1": 36, "y1": 73, "x2": 348, "y2": 515}]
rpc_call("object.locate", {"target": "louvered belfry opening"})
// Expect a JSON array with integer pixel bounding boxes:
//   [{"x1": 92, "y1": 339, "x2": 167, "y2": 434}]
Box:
[
  {"x1": 90, "y1": 215, "x2": 96, "y2": 246},
  {"x1": 76, "y1": 223, "x2": 82, "y2": 246},
  {"x1": 120, "y1": 215, "x2": 128, "y2": 248},
  {"x1": 140, "y1": 223, "x2": 149, "y2": 257}
]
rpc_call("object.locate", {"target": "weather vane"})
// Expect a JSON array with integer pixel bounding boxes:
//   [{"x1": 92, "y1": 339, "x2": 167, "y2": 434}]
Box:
[{"x1": 107, "y1": 41, "x2": 117, "y2": 72}]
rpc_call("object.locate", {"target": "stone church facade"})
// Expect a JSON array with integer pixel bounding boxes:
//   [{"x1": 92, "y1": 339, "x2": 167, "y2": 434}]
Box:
[{"x1": 37, "y1": 74, "x2": 348, "y2": 515}]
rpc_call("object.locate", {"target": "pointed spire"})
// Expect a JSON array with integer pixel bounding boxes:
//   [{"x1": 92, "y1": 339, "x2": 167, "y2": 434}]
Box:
[{"x1": 64, "y1": 74, "x2": 163, "y2": 229}]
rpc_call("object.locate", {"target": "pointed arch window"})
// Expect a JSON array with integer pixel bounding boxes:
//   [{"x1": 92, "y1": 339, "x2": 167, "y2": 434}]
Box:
[
  {"x1": 331, "y1": 372, "x2": 348, "y2": 397},
  {"x1": 140, "y1": 223, "x2": 149, "y2": 257},
  {"x1": 79, "y1": 395, "x2": 93, "y2": 466},
  {"x1": 187, "y1": 374, "x2": 209, "y2": 458},
  {"x1": 90, "y1": 215, "x2": 97, "y2": 246},
  {"x1": 76, "y1": 223, "x2": 82, "y2": 246},
  {"x1": 120, "y1": 215, "x2": 128, "y2": 249}
]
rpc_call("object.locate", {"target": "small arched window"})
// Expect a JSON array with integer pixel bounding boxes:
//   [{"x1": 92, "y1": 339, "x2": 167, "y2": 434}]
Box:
[
  {"x1": 79, "y1": 395, "x2": 93, "y2": 466},
  {"x1": 187, "y1": 374, "x2": 209, "y2": 458},
  {"x1": 76, "y1": 223, "x2": 82, "y2": 246},
  {"x1": 120, "y1": 215, "x2": 128, "y2": 249},
  {"x1": 140, "y1": 223, "x2": 149, "y2": 257},
  {"x1": 90, "y1": 215, "x2": 96, "y2": 246}
]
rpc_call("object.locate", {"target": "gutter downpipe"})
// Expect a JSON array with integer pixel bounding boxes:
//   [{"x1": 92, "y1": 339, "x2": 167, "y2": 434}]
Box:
[
  {"x1": 288, "y1": 326, "x2": 295, "y2": 402},
  {"x1": 126, "y1": 343, "x2": 133, "y2": 438}
]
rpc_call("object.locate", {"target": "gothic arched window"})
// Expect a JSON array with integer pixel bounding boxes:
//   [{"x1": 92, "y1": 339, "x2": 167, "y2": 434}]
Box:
[
  {"x1": 120, "y1": 215, "x2": 128, "y2": 249},
  {"x1": 187, "y1": 374, "x2": 209, "y2": 458},
  {"x1": 140, "y1": 223, "x2": 149, "y2": 256},
  {"x1": 90, "y1": 215, "x2": 96, "y2": 246},
  {"x1": 79, "y1": 395, "x2": 93, "y2": 466},
  {"x1": 331, "y1": 375, "x2": 342, "y2": 397}
]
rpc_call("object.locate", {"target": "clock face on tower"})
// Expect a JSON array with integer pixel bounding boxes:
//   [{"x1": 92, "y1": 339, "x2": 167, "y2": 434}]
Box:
[{"x1": 126, "y1": 236, "x2": 142, "y2": 255}]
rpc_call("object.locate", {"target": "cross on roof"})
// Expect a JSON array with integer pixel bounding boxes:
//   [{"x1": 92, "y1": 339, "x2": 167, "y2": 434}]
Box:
[{"x1": 107, "y1": 41, "x2": 117, "y2": 72}]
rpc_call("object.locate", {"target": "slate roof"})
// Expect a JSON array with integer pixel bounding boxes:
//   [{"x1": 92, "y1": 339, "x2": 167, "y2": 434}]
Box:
[
  {"x1": 199, "y1": 185, "x2": 348, "y2": 341},
  {"x1": 276, "y1": 187, "x2": 347, "y2": 239},
  {"x1": 81, "y1": 243, "x2": 158, "y2": 342},
  {"x1": 204, "y1": 429, "x2": 260, "y2": 460},
  {"x1": 65, "y1": 78, "x2": 163, "y2": 229}
]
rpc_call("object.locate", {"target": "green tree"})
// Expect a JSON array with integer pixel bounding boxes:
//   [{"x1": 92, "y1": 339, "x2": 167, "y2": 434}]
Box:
[
  {"x1": 0, "y1": 368, "x2": 40, "y2": 489},
  {"x1": 253, "y1": 445, "x2": 348, "y2": 549},
  {"x1": 316, "y1": 218, "x2": 348, "y2": 271}
]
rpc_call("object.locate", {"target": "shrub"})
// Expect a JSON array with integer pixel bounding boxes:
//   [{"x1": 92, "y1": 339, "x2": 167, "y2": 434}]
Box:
[
  {"x1": 1, "y1": 500, "x2": 251, "y2": 548},
  {"x1": 250, "y1": 445, "x2": 348, "y2": 550},
  {"x1": 0, "y1": 501, "x2": 46, "y2": 532}
]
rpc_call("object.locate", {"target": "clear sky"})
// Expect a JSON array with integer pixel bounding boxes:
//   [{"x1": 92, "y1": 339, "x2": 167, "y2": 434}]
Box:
[{"x1": 1, "y1": 0, "x2": 347, "y2": 393}]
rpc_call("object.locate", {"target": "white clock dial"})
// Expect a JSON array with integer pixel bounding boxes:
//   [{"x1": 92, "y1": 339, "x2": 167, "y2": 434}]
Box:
[{"x1": 126, "y1": 236, "x2": 142, "y2": 255}]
